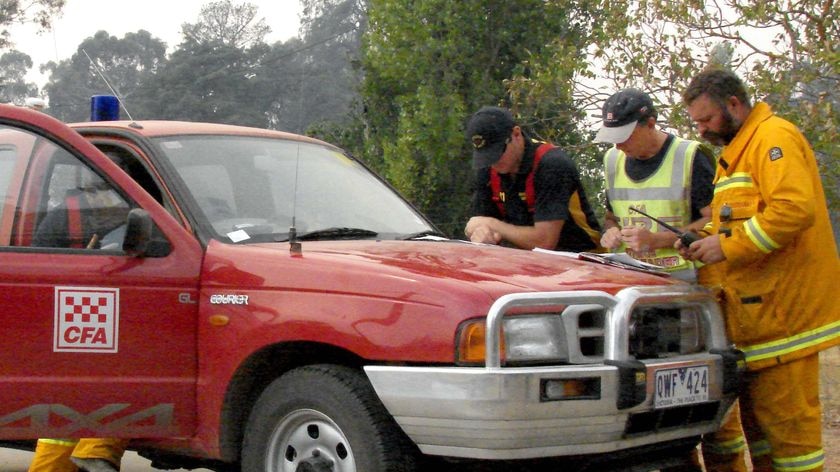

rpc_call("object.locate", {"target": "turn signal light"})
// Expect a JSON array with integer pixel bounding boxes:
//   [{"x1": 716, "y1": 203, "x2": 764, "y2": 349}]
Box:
[
  {"x1": 541, "y1": 378, "x2": 601, "y2": 401},
  {"x1": 457, "y1": 320, "x2": 504, "y2": 365}
]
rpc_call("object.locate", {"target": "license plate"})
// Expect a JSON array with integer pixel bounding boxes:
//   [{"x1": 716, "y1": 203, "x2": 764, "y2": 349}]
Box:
[{"x1": 654, "y1": 365, "x2": 709, "y2": 408}]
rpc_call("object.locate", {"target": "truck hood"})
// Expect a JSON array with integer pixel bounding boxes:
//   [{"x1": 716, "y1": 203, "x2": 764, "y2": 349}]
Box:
[
  {"x1": 200, "y1": 239, "x2": 682, "y2": 363},
  {"x1": 203, "y1": 238, "x2": 677, "y2": 303}
]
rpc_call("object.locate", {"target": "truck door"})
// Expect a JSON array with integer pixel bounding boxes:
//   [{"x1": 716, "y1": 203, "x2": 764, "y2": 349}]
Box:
[{"x1": 0, "y1": 111, "x2": 203, "y2": 439}]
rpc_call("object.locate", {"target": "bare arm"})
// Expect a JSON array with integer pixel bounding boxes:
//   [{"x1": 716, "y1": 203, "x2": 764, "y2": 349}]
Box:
[{"x1": 466, "y1": 216, "x2": 564, "y2": 250}]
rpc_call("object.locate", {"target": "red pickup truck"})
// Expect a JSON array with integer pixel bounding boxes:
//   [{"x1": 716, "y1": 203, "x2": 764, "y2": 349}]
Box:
[{"x1": 0, "y1": 103, "x2": 741, "y2": 471}]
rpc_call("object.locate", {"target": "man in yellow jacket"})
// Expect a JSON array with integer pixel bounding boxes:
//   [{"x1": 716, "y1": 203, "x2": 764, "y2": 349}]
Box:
[{"x1": 681, "y1": 68, "x2": 840, "y2": 472}]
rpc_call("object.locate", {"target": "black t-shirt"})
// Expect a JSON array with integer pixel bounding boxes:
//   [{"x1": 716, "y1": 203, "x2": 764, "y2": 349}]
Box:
[
  {"x1": 605, "y1": 134, "x2": 715, "y2": 221},
  {"x1": 472, "y1": 136, "x2": 602, "y2": 252}
]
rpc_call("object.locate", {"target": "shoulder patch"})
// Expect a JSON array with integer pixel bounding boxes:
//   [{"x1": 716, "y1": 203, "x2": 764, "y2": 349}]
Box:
[{"x1": 769, "y1": 147, "x2": 783, "y2": 161}]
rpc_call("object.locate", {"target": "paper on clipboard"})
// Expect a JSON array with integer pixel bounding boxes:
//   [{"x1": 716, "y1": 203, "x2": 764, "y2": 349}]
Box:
[{"x1": 533, "y1": 248, "x2": 670, "y2": 276}]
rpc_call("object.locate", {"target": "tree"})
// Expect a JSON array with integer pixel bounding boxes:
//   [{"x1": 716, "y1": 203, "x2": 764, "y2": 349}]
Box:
[
  {"x1": 583, "y1": 0, "x2": 840, "y2": 245},
  {"x1": 291, "y1": 0, "x2": 367, "y2": 133},
  {"x1": 0, "y1": 0, "x2": 65, "y2": 50},
  {"x1": 136, "y1": 1, "x2": 274, "y2": 127},
  {"x1": 360, "y1": 0, "x2": 598, "y2": 235},
  {"x1": 510, "y1": 0, "x2": 838, "y2": 232},
  {"x1": 0, "y1": 50, "x2": 38, "y2": 104},
  {"x1": 136, "y1": 39, "x2": 270, "y2": 126},
  {"x1": 42, "y1": 30, "x2": 167, "y2": 121},
  {"x1": 181, "y1": 0, "x2": 270, "y2": 49}
]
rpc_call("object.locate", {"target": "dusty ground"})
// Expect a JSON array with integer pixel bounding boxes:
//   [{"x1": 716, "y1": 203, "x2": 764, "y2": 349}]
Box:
[{"x1": 820, "y1": 346, "x2": 839, "y2": 471}]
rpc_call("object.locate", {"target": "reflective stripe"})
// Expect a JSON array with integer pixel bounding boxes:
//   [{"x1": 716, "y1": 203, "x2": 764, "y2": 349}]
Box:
[
  {"x1": 608, "y1": 187, "x2": 684, "y2": 200},
  {"x1": 65, "y1": 194, "x2": 84, "y2": 248},
  {"x1": 605, "y1": 137, "x2": 696, "y2": 272},
  {"x1": 605, "y1": 140, "x2": 692, "y2": 201},
  {"x1": 749, "y1": 438, "x2": 772, "y2": 458},
  {"x1": 714, "y1": 172, "x2": 754, "y2": 194},
  {"x1": 703, "y1": 435, "x2": 747, "y2": 455},
  {"x1": 604, "y1": 147, "x2": 620, "y2": 197},
  {"x1": 742, "y1": 318, "x2": 840, "y2": 364},
  {"x1": 744, "y1": 217, "x2": 781, "y2": 253},
  {"x1": 37, "y1": 438, "x2": 79, "y2": 447},
  {"x1": 773, "y1": 449, "x2": 825, "y2": 471}
]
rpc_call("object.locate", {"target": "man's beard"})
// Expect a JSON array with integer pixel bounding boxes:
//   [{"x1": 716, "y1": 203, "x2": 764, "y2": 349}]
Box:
[{"x1": 702, "y1": 108, "x2": 740, "y2": 146}]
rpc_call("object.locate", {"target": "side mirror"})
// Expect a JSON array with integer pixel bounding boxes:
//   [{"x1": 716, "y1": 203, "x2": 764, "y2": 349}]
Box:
[{"x1": 123, "y1": 208, "x2": 153, "y2": 257}]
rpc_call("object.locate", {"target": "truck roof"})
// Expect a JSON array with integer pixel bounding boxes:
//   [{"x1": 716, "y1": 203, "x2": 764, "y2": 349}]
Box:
[{"x1": 68, "y1": 120, "x2": 331, "y2": 147}]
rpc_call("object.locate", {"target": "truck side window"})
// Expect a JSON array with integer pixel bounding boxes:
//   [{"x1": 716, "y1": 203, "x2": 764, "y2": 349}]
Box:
[
  {"x1": 0, "y1": 147, "x2": 16, "y2": 223},
  {"x1": 95, "y1": 144, "x2": 165, "y2": 206},
  {"x1": 31, "y1": 151, "x2": 131, "y2": 250}
]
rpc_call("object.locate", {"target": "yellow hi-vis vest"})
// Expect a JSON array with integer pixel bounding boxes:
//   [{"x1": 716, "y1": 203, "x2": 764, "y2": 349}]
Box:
[{"x1": 604, "y1": 137, "x2": 700, "y2": 273}]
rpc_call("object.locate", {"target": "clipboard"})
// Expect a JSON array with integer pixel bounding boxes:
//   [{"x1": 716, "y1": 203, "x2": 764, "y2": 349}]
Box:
[{"x1": 532, "y1": 248, "x2": 670, "y2": 277}]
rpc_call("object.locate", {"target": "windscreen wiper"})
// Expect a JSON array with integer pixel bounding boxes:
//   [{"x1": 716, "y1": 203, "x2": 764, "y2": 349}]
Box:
[
  {"x1": 400, "y1": 230, "x2": 447, "y2": 240},
  {"x1": 276, "y1": 227, "x2": 378, "y2": 242}
]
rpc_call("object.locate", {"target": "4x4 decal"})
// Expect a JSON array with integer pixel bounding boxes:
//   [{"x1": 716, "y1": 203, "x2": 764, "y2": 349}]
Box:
[{"x1": 0, "y1": 403, "x2": 173, "y2": 435}]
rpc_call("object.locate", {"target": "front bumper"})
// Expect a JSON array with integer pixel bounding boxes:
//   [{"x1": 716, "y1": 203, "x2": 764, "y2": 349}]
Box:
[{"x1": 365, "y1": 286, "x2": 742, "y2": 460}]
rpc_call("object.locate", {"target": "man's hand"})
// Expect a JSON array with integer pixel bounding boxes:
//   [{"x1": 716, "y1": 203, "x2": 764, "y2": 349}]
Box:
[
  {"x1": 600, "y1": 227, "x2": 622, "y2": 250},
  {"x1": 619, "y1": 226, "x2": 655, "y2": 252},
  {"x1": 465, "y1": 216, "x2": 501, "y2": 245},
  {"x1": 676, "y1": 234, "x2": 726, "y2": 264}
]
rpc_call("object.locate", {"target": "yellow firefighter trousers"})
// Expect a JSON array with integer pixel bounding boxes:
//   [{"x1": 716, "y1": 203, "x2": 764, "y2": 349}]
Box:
[
  {"x1": 741, "y1": 353, "x2": 824, "y2": 472},
  {"x1": 28, "y1": 438, "x2": 128, "y2": 472},
  {"x1": 701, "y1": 401, "x2": 748, "y2": 472}
]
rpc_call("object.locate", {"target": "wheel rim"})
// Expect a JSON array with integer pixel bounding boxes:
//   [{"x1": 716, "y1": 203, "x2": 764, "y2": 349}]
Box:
[{"x1": 266, "y1": 408, "x2": 357, "y2": 472}]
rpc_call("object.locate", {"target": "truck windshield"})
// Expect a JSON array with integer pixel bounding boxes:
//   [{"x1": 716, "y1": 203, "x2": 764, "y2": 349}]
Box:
[{"x1": 153, "y1": 135, "x2": 435, "y2": 243}]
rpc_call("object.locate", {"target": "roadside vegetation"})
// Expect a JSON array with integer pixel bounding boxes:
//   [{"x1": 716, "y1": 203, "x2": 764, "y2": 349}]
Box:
[{"x1": 1, "y1": 0, "x2": 836, "y2": 239}]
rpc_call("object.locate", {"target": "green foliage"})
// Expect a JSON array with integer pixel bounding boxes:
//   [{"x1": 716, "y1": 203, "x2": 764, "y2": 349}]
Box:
[
  {"x1": 360, "y1": 0, "x2": 597, "y2": 235},
  {"x1": 274, "y1": 0, "x2": 367, "y2": 134},
  {"x1": 0, "y1": 50, "x2": 38, "y2": 103},
  {"x1": 134, "y1": 40, "x2": 270, "y2": 126},
  {"x1": 584, "y1": 0, "x2": 840, "y2": 242},
  {"x1": 42, "y1": 30, "x2": 167, "y2": 122},
  {"x1": 180, "y1": 0, "x2": 271, "y2": 49},
  {"x1": 509, "y1": 0, "x2": 838, "y2": 234},
  {"x1": 0, "y1": 0, "x2": 65, "y2": 50}
]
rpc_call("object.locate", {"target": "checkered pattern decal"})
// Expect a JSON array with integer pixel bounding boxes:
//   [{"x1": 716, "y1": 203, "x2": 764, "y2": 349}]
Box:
[{"x1": 54, "y1": 286, "x2": 119, "y2": 353}]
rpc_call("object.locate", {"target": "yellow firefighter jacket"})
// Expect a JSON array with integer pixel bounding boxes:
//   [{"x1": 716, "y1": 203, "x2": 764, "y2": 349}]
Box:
[{"x1": 703, "y1": 102, "x2": 840, "y2": 370}]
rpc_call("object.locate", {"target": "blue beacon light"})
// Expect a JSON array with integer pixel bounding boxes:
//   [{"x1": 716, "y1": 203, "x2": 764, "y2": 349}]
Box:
[{"x1": 90, "y1": 95, "x2": 120, "y2": 121}]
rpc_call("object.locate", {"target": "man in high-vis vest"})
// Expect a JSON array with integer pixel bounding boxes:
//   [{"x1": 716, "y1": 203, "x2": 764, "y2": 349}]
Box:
[
  {"x1": 594, "y1": 88, "x2": 747, "y2": 472},
  {"x1": 464, "y1": 106, "x2": 602, "y2": 252},
  {"x1": 681, "y1": 68, "x2": 840, "y2": 472},
  {"x1": 594, "y1": 88, "x2": 715, "y2": 282}
]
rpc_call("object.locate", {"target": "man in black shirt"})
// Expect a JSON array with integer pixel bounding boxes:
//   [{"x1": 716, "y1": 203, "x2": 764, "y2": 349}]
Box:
[{"x1": 464, "y1": 106, "x2": 602, "y2": 252}]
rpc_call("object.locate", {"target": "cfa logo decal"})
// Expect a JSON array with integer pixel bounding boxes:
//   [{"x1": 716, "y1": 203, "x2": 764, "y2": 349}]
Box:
[
  {"x1": 0, "y1": 404, "x2": 174, "y2": 435},
  {"x1": 54, "y1": 286, "x2": 119, "y2": 353}
]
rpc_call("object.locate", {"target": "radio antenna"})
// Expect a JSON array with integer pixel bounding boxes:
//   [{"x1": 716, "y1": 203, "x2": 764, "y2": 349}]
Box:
[
  {"x1": 289, "y1": 144, "x2": 302, "y2": 255},
  {"x1": 82, "y1": 49, "x2": 135, "y2": 122}
]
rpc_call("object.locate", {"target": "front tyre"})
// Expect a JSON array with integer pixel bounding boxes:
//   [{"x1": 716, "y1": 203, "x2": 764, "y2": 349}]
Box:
[{"x1": 242, "y1": 364, "x2": 419, "y2": 472}]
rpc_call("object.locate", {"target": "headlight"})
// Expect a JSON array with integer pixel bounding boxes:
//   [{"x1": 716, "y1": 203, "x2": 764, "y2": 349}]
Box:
[
  {"x1": 456, "y1": 315, "x2": 569, "y2": 366},
  {"x1": 628, "y1": 305, "x2": 707, "y2": 358}
]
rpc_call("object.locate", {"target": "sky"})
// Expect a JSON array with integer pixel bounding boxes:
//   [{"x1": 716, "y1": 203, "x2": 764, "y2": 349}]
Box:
[{"x1": 8, "y1": 0, "x2": 303, "y2": 89}]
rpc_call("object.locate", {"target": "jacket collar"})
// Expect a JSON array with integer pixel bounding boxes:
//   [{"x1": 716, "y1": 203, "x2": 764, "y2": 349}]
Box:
[{"x1": 720, "y1": 102, "x2": 773, "y2": 171}]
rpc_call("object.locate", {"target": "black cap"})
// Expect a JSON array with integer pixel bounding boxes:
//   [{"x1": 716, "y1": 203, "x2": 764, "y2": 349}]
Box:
[
  {"x1": 593, "y1": 88, "x2": 656, "y2": 144},
  {"x1": 466, "y1": 106, "x2": 515, "y2": 168}
]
